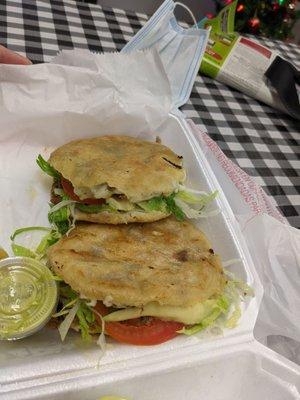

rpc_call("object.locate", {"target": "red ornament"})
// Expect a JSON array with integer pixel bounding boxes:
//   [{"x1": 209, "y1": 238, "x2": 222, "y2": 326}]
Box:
[
  {"x1": 248, "y1": 17, "x2": 260, "y2": 29},
  {"x1": 237, "y1": 4, "x2": 245, "y2": 12},
  {"x1": 224, "y1": 0, "x2": 233, "y2": 4},
  {"x1": 206, "y1": 13, "x2": 214, "y2": 19},
  {"x1": 273, "y1": 3, "x2": 280, "y2": 11}
]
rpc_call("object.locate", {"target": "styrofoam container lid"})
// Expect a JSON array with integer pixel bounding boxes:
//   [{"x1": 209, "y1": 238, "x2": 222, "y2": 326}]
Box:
[{"x1": 3, "y1": 341, "x2": 299, "y2": 400}]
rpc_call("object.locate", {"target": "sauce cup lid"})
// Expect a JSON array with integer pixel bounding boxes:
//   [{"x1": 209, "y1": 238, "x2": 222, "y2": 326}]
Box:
[{"x1": 0, "y1": 256, "x2": 58, "y2": 340}]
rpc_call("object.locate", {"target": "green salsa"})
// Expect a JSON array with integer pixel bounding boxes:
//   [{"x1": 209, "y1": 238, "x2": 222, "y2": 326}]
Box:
[{"x1": 0, "y1": 257, "x2": 58, "y2": 340}]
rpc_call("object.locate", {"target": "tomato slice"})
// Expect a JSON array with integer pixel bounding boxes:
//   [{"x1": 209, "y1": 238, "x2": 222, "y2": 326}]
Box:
[
  {"x1": 104, "y1": 318, "x2": 184, "y2": 346},
  {"x1": 94, "y1": 302, "x2": 184, "y2": 346},
  {"x1": 61, "y1": 177, "x2": 105, "y2": 205}
]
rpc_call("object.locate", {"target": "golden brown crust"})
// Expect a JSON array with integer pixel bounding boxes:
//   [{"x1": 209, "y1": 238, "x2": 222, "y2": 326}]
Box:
[
  {"x1": 48, "y1": 135, "x2": 186, "y2": 203},
  {"x1": 75, "y1": 209, "x2": 170, "y2": 224},
  {"x1": 48, "y1": 218, "x2": 225, "y2": 308}
]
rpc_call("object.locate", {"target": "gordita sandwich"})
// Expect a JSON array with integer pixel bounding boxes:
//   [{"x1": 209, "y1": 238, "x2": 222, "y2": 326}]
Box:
[
  {"x1": 47, "y1": 217, "x2": 251, "y2": 345},
  {"x1": 37, "y1": 136, "x2": 218, "y2": 234}
]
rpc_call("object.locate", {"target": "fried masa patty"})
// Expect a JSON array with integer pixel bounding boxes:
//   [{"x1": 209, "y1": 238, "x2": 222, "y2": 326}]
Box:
[
  {"x1": 74, "y1": 209, "x2": 170, "y2": 225},
  {"x1": 48, "y1": 217, "x2": 226, "y2": 308},
  {"x1": 48, "y1": 135, "x2": 186, "y2": 204}
]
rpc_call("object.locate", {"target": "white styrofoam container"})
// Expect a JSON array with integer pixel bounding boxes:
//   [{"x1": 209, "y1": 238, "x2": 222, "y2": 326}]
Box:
[
  {"x1": 0, "y1": 114, "x2": 298, "y2": 399},
  {"x1": 5, "y1": 342, "x2": 299, "y2": 400}
]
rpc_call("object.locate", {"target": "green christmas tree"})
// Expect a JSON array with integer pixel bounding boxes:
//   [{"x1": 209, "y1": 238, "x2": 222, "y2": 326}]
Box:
[{"x1": 213, "y1": 0, "x2": 299, "y2": 40}]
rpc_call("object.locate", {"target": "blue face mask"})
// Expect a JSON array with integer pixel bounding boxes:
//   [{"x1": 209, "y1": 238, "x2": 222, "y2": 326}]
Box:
[{"x1": 122, "y1": 0, "x2": 209, "y2": 109}]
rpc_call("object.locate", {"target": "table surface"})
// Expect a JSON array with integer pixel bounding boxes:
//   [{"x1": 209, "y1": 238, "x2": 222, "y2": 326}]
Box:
[{"x1": 0, "y1": 0, "x2": 299, "y2": 228}]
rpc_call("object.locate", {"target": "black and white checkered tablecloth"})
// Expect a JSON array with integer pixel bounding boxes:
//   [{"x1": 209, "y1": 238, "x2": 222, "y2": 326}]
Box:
[{"x1": 0, "y1": 0, "x2": 299, "y2": 227}]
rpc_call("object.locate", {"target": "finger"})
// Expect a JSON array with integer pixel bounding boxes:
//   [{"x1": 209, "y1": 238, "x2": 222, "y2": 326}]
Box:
[{"x1": 0, "y1": 45, "x2": 32, "y2": 65}]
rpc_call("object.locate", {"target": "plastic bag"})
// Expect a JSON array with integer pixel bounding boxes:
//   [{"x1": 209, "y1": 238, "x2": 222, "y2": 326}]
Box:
[{"x1": 188, "y1": 119, "x2": 300, "y2": 364}]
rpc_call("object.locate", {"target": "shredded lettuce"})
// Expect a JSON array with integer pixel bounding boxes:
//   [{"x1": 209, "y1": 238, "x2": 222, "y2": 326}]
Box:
[
  {"x1": 52, "y1": 297, "x2": 78, "y2": 318},
  {"x1": 165, "y1": 193, "x2": 185, "y2": 221},
  {"x1": 10, "y1": 226, "x2": 51, "y2": 241},
  {"x1": 54, "y1": 188, "x2": 70, "y2": 202},
  {"x1": 176, "y1": 190, "x2": 218, "y2": 207},
  {"x1": 76, "y1": 203, "x2": 113, "y2": 214},
  {"x1": 179, "y1": 295, "x2": 230, "y2": 335},
  {"x1": 10, "y1": 226, "x2": 60, "y2": 259},
  {"x1": 106, "y1": 198, "x2": 134, "y2": 212},
  {"x1": 76, "y1": 301, "x2": 96, "y2": 341},
  {"x1": 58, "y1": 300, "x2": 79, "y2": 341},
  {"x1": 92, "y1": 306, "x2": 107, "y2": 357},
  {"x1": 48, "y1": 207, "x2": 69, "y2": 226},
  {"x1": 173, "y1": 198, "x2": 202, "y2": 219},
  {"x1": 36, "y1": 154, "x2": 60, "y2": 180},
  {"x1": 178, "y1": 184, "x2": 208, "y2": 195},
  {"x1": 225, "y1": 306, "x2": 241, "y2": 329},
  {"x1": 49, "y1": 200, "x2": 77, "y2": 214},
  {"x1": 36, "y1": 230, "x2": 61, "y2": 255},
  {"x1": 66, "y1": 203, "x2": 77, "y2": 235},
  {"x1": 11, "y1": 243, "x2": 37, "y2": 258},
  {"x1": 54, "y1": 284, "x2": 101, "y2": 342},
  {"x1": 50, "y1": 189, "x2": 73, "y2": 234},
  {"x1": 173, "y1": 190, "x2": 219, "y2": 220},
  {"x1": 180, "y1": 272, "x2": 253, "y2": 336},
  {"x1": 224, "y1": 270, "x2": 255, "y2": 297},
  {"x1": 59, "y1": 284, "x2": 78, "y2": 301},
  {"x1": 48, "y1": 200, "x2": 76, "y2": 235},
  {"x1": 138, "y1": 194, "x2": 185, "y2": 220},
  {"x1": 138, "y1": 195, "x2": 167, "y2": 213},
  {"x1": 53, "y1": 188, "x2": 66, "y2": 197},
  {"x1": 49, "y1": 185, "x2": 218, "y2": 223},
  {"x1": 51, "y1": 220, "x2": 70, "y2": 236},
  {"x1": 138, "y1": 190, "x2": 217, "y2": 221}
]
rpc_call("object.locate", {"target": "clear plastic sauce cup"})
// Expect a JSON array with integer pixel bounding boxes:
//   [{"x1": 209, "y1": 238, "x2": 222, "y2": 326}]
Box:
[{"x1": 0, "y1": 257, "x2": 58, "y2": 340}]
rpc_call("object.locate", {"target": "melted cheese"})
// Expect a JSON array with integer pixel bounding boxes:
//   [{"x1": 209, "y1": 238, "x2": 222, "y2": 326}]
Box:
[
  {"x1": 104, "y1": 299, "x2": 220, "y2": 325},
  {"x1": 74, "y1": 184, "x2": 121, "y2": 200}
]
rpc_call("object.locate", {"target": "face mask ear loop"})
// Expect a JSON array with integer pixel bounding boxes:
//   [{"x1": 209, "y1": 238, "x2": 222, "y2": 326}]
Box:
[{"x1": 174, "y1": 2, "x2": 198, "y2": 28}]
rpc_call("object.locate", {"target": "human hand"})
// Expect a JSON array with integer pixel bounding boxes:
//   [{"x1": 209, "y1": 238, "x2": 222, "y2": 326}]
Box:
[{"x1": 0, "y1": 44, "x2": 32, "y2": 65}]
